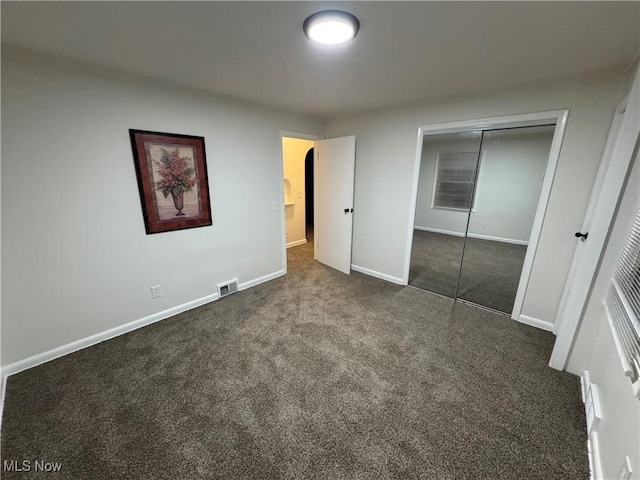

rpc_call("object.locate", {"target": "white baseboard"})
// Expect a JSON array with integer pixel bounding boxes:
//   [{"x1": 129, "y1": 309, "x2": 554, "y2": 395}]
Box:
[
  {"x1": 581, "y1": 369, "x2": 603, "y2": 480},
  {"x1": 1, "y1": 269, "x2": 285, "y2": 382},
  {"x1": 516, "y1": 314, "x2": 554, "y2": 332},
  {"x1": 414, "y1": 226, "x2": 529, "y2": 245},
  {"x1": 0, "y1": 374, "x2": 6, "y2": 431},
  {"x1": 351, "y1": 264, "x2": 405, "y2": 285},
  {"x1": 580, "y1": 370, "x2": 591, "y2": 403},
  {"x1": 286, "y1": 239, "x2": 307, "y2": 249},
  {"x1": 414, "y1": 226, "x2": 464, "y2": 237},
  {"x1": 238, "y1": 269, "x2": 285, "y2": 291},
  {"x1": 467, "y1": 232, "x2": 529, "y2": 246},
  {"x1": 1, "y1": 293, "x2": 217, "y2": 380},
  {"x1": 588, "y1": 432, "x2": 603, "y2": 480}
]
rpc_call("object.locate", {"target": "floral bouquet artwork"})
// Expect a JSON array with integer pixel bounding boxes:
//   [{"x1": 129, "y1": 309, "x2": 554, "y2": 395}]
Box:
[
  {"x1": 130, "y1": 130, "x2": 212, "y2": 234},
  {"x1": 153, "y1": 146, "x2": 197, "y2": 217}
]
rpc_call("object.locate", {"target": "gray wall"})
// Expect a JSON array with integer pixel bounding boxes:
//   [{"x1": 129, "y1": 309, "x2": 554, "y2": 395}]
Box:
[
  {"x1": 326, "y1": 69, "x2": 625, "y2": 325},
  {"x1": 415, "y1": 127, "x2": 554, "y2": 244},
  {"x1": 1, "y1": 47, "x2": 324, "y2": 366}
]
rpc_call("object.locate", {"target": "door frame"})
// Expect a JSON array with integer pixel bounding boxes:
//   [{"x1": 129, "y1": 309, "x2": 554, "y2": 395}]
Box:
[
  {"x1": 550, "y1": 65, "x2": 639, "y2": 370},
  {"x1": 404, "y1": 109, "x2": 569, "y2": 322},
  {"x1": 279, "y1": 131, "x2": 323, "y2": 275},
  {"x1": 552, "y1": 98, "x2": 627, "y2": 337}
]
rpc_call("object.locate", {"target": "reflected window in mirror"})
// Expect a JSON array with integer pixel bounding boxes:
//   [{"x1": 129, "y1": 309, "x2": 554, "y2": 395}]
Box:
[{"x1": 432, "y1": 151, "x2": 479, "y2": 211}]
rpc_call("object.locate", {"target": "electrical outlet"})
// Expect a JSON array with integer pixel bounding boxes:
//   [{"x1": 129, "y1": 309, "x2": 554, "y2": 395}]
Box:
[
  {"x1": 150, "y1": 285, "x2": 162, "y2": 299},
  {"x1": 618, "y1": 456, "x2": 632, "y2": 480},
  {"x1": 271, "y1": 201, "x2": 277, "y2": 212},
  {"x1": 481, "y1": 223, "x2": 488, "y2": 230}
]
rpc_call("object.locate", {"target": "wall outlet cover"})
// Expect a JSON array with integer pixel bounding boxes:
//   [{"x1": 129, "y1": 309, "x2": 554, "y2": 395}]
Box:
[{"x1": 150, "y1": 285, "x2": 162, "y2": 299}]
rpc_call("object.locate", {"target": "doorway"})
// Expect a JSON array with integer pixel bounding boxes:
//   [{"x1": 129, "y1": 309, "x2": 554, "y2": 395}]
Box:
[
  {"x1": 305, "y1": 147, "x2": 314, "y2": 242},
  {"x1": 282, "y1": 136, "x2": 315, "y2": 252},
  {"x1": 280, "y1": 132, "x2": 357, "y2": 275},
  {"x1": 405, "y1": 110, "x2": 569, "y2": 322}
]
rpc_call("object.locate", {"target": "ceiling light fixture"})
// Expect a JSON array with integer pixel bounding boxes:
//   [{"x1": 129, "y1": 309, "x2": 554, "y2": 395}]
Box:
[{"x1": 303, "y1": 10, "x2": 360, "y2": 45}]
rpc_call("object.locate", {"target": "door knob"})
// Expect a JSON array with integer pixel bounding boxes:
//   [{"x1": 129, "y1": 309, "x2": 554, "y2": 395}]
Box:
[{"x1": 574, "y1": 232, "x2": 588, "y2": 240}]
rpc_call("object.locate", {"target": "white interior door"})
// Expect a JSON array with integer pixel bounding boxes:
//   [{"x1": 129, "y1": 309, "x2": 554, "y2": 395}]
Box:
[
  {"x1": 314, "y1": 136, "x2": 356, "y2": 274},
  {"x1": 549, "y1": 64, "x2": 640, "y2": 370}
]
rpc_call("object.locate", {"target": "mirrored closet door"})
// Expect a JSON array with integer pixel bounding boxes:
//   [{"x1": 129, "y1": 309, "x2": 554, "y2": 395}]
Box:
[
  {"x1": 409, "y1": 124, "x2": 556, "y2": 315},
  {"x1": 409, "y1": 131, "x2": 482, "y2": 298}
]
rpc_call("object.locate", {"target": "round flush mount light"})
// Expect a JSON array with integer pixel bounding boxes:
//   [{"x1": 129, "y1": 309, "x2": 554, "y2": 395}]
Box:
[{"x1": 303, "y1": 10, "x2": 360, "y2": 45}]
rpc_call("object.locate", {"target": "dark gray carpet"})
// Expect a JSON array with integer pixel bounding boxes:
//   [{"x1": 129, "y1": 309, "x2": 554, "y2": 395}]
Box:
[
  {"x1": 409, "y1": 230, "x2": 465, "y2": 298},
  {"x1": 409, "y1": 230, "x2": 527, "y2": 313},
  {"x1": 1, "y1": 241, "x2": 587, "y2": 479}
]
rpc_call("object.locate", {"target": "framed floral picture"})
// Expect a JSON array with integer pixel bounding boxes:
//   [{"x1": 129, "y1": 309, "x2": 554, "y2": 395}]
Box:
[{"x1": 129, "y1": 129, "x2": 212, "y2": 234}]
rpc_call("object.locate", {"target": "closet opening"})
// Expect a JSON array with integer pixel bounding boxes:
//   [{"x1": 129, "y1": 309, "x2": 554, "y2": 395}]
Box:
[{"x1": 405, "y1": 111, "x2": 568, "y2": 321}]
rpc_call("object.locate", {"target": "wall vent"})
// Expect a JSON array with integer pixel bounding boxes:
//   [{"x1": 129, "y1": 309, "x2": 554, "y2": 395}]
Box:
[{"x1": 217, "y1": 279, "x2": 238, "y2": 298}]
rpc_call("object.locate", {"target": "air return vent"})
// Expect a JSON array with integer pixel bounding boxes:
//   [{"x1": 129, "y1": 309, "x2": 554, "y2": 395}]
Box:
[{"x1": 217, "y1": 279, "x2": 238, "y2": 298}]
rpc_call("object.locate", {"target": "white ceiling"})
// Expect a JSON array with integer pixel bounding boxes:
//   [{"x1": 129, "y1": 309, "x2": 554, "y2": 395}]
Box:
[{"x1": 2, "y1": 1, "x2": 639, "y2": 117}]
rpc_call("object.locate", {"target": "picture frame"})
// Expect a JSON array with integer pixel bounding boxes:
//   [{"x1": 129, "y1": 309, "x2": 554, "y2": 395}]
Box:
[{"x1": 129, "y1": 129, "x2": 212, "y2": 234}]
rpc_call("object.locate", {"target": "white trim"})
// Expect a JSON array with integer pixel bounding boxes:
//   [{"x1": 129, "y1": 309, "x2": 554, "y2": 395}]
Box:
[
  {"x1": 550, "y1": 66, "x2": 640, "y2": 370},
  {"x1": 351, "y1": 264, "x2": 404, "y2": 285},
  {"x1": 581, "y1": 369, "x2": 603, "y2": 480},
  {"x1": 414, "y1": 226, "x2": 465, "y2": 237},
  {"x1": 0, "y1": 374, "x2": 6, "y2": 431},
  {"x1": 510, "y1": 111, "x2": 568, "y2": 321},
  {"x1": 581, "y1": 369, "x2": 591, "y2": 402},
  {"x1": 413, "y1": 225, "x2": 529, "y2": 245},
  {"x1": 516, "y1": 314, "x2": 554, "y2": 332},
  {"x1": 405, "y1": 110, "x2": 569, "y2": 324},
  {"x1": 238, "y1": 269, "x2": 285, "y2": 291},
  {"x1": 2, "y1": 293, "x2": 217, "y2": 379},
  {"x1": 415, "y1": 110, "x2": 569, "y2": 136},
  {"x1": 588, "y1": 431, "x2": 603, "y2": 480},
  {"x1": 553, "y1": 101, "x2": 627, "y2": 336},
  {"x1": 279, "y1": 130, "x2": 322, "y2": 141},
  {"x1": 405, "y1": 126, "x2": 427, "y2": 283},
  {"x1": 286, "y1": 239, "x2": 307, "y2": 249},
  {"x1": 467, "y1": 233, "x2": 528, "y2": 246},
  {"x1": 1, "y1": 269, "x2": 284, "y2": 381},
  {"x1": 415, "y1": 226, "x2": 529, "y2": 245}
]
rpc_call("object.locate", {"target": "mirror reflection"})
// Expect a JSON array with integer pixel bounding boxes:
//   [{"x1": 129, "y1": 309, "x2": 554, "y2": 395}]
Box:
[
  {"x1": 457, "y1": 125, "x2": 555, "y2": 313},
  {"x1": 409, "y1": 131, "x2": 482, "y2": 297},
  {"x1": 410, "y1": 124, "x2": 556, "y2": 315}
]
